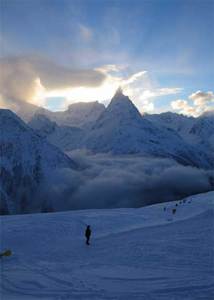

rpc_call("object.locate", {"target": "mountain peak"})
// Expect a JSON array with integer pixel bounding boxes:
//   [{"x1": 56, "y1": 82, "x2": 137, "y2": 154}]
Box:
[
  {"x1": 111, "y1": 87, "x2": 127, "y2": 102},
  {"x1": 115, "y1": 86, "x2": 124, "y2": 96},
  {"x1": 91, "y1": 88, "x2": 146, "y2": 133},
  {"x1": 107, "y1": 88, "x2": 141, "y2": 118}
]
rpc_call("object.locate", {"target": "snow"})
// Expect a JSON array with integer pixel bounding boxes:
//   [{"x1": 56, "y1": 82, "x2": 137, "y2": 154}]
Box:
[{"x1": 1, "y1": 191, "x2": 213, "y2": 299}]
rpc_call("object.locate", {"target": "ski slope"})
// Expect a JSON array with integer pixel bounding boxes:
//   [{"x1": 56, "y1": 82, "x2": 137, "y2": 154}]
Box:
[{"x1": 0, "y1": 191, "x2": 214, "y2": 299}]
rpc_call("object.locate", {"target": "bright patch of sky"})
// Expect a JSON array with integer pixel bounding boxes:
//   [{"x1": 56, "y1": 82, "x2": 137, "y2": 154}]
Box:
[
  {"x1": 45, "y1": 97, "x2": 66, "y2": 111},
  {"x1": 0, "y1": 0, "x2": 213, "y2": 115}
]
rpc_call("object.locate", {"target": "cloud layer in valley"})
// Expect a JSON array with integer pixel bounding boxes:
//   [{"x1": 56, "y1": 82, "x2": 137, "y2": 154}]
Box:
[{"x1": 35, "y1": 153, "x2": 214, "y2": 212}]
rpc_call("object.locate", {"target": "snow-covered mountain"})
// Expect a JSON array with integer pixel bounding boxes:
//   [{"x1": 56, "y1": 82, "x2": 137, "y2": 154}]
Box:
[
  {"x1": 1, "y1": 191, "x2": 213, "y2": 299},
  {"x1": 7, "y1": 91, "x2": 214, "y2": 165},
  {"x1": 49, "y1": 101, "x2": 105, "y2": 128},
  {"x1": 10, "y1": 99, "x2": 105, "y2": 129},
  {"x1": 82, "y1": 89, "x2": 213, "y2": 168},
  {"x1": 145, "y1": 110, "x2": 214, "y2": 152},
  {"x1": 17, "y1": 90, "x2": 214, "y2": 169},
  {"x1": 0, "y1": 109, "x2": 77, "y2": 214},
  {"x1": 28, "y1": 114, "x2": 85, "y2": 151}
]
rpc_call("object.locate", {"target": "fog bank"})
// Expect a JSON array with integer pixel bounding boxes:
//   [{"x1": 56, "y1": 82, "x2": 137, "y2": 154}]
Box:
[{"x1": 36, "y1": 152, "x2": 214, "y2": 212}]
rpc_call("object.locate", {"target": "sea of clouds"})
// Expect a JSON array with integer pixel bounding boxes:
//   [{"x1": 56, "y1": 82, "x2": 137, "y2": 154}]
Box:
[{"x1": 35, "y1": 151, "x2": 214, "y2": 212}]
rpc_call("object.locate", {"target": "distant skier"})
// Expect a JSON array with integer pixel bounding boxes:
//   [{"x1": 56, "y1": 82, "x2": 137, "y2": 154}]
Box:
[{"x1": 85, "y1": 225, "x2": 91, "y2": 245}]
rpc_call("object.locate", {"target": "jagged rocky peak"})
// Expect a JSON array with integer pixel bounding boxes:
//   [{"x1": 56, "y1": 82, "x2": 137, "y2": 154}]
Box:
[{"x1": 106, "y1": 87, "x2": 142, "y2": 121}]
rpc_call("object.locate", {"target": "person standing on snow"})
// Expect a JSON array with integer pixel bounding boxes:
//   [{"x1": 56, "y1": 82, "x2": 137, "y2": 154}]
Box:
[{"x1": 85, "y1": 225, "x2": 91, "y2": 245}]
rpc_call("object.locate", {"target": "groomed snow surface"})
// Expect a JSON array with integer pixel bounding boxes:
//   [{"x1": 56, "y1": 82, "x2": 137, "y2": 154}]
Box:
[{"x1": 0, "y1": 191, "x2": 214, "y2": 300}]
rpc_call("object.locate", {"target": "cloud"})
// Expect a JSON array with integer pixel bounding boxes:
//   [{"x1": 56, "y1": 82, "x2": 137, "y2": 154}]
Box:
[
  {"x1": 2, "y1": 150, "x2": 213, "y2": 213},
  {"x1": 79, "y1": 24, "x2": 93, "y2": 42},
  {"x1": 138, "y1": 87, "x2": 183, "y2": 101},
  {"x1": 122, "y1": 71, "x2": 147, "y2": 85},
  {"x1": 189, "y1": 91, "x2": 214, "y2": 106},
  {"x1": 0, "y1": 55, "x2": 183, "y2": 114},
  {"x1": 0, "y1": 54, "x2": 186, "y2": 112},
  {"x1": 0, "y1": 55, "x2": 106, "y2": 107},
  {"x1": 124, "y1": 84, "x2": 182, "y2": 114},
  {"x1": 35, "y1": 153, "x2": 214, "y2": 212},
  {"x1": 171, "y1": 99, "x2": 188, "y2": 110},
  {"x1": 96, "y1": 64, "x2": 127, "y2": 74},
  {"x1": 171, "y1": 91, "x2": 214, "y2": 116},
  {"x1": 55, "y1": 67, "x2": 150, "y2": 109}
]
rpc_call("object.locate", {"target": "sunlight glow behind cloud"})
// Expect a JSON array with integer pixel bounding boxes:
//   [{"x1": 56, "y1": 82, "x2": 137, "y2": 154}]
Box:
[
  {"x1": 44, "y1": 65, "x2": 182, "y2": 112},
  {"x1": 0, "y1": 56, "x2": 184, "y2": 113}
]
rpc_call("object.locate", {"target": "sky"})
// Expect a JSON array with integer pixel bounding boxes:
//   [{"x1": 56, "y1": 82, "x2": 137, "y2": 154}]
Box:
[{"x1": 0, "y1": 0, "x2": 213, "y2": 115}]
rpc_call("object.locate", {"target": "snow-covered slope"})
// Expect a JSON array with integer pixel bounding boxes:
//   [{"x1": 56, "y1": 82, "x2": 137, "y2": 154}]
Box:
[
  {"x1": 28, "y1": 114, "x2": 85, "y2": 151},
  {"x1": 189, "y1": 111, "x2": 214, "y2": 151},
  {"x1": 0, "y1": 109, "x2": 77, "y2": 214},
  {"x1": 82, "y1": 89, "x2": 213, "y2": 168},
  {"x1": 144, "y1": 112, "x2": 196, "y2": 137},
  {"x1": 0, "y1": 191, "x2": 213, "y2": 299}
]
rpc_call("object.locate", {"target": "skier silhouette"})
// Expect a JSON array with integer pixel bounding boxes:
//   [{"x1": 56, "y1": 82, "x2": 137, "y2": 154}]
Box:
[{"x1": 85, "y1": 225, "x2": 91, "y2": 245}]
